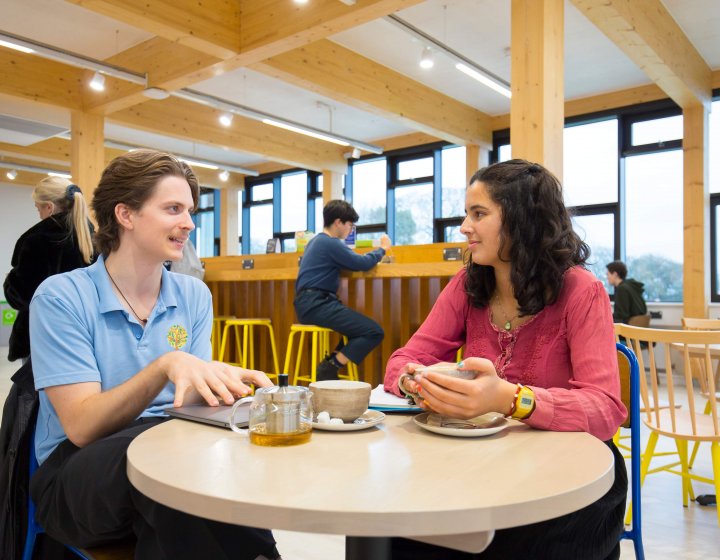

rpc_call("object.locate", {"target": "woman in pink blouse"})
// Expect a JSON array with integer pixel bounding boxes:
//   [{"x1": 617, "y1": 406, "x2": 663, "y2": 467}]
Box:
[{"x1": 385, "y1": 160, "x2": 627, "y2": 560}]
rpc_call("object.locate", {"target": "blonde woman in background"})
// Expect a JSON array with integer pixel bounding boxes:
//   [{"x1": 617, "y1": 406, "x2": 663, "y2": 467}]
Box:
[{"x1": 4, "y1": 177, "x2": 94, "y2": 362}]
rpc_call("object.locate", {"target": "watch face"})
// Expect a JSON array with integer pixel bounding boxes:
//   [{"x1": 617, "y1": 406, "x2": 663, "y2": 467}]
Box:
[{"x1": 520, "y1": 396, "x2": 533, "y2": 407}]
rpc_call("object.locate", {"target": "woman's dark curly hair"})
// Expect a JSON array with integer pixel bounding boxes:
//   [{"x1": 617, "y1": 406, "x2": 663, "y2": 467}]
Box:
[{"x1": 464, "y1": 159, "x2": 589, "y2": 315}]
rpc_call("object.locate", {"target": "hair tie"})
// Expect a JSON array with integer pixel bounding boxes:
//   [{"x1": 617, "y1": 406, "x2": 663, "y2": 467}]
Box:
[{"x1": 65, "y1": 184, "x2": 82, "y2": 201}]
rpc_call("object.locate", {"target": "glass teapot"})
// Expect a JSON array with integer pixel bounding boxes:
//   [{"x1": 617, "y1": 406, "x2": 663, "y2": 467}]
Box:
[{"x1": 230, "y1": 373, "x2": 313, "y2": 446}]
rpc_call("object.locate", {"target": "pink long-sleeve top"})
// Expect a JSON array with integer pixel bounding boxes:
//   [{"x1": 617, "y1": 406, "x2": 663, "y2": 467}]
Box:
[{"x1": 384, "y1": 266, "x2": 626, "y2": 441}]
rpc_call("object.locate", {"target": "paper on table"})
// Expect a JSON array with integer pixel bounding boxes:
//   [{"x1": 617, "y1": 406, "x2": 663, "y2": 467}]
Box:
[{"x1": 369, "y1": 384, "x2": 422, "y2": 411}]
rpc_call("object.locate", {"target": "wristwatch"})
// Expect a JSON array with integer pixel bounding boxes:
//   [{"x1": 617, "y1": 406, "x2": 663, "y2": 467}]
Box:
[{"x1": 511, "y1": 384, "x2": 536, "y2": 419}]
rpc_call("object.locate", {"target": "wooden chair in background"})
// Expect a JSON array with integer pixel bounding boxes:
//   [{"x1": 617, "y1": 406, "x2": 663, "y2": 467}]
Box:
[
  {"x1": 614, "y1": 324, "x2": 720, "y2": 526},
  {"x1": 681, "y1": 317, "x2": 720, "y2": 469}
]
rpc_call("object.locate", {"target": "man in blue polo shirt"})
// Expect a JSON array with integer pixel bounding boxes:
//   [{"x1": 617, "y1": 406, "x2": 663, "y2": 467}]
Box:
[
  {"x1": 29, "y1": 150, "x2": 279, "y2": 560},
  {"x1": 294, "y1": 200, "x2": 391, "y2": 380}
]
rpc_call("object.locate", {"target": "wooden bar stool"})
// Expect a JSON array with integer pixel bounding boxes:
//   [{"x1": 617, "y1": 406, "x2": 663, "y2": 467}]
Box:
[
  {"x1": 218, "y1": 318, "x2": 280, "y2": 382},
  {"x1": 284, "y1": 324, "x2": 358, "y2": 385}
]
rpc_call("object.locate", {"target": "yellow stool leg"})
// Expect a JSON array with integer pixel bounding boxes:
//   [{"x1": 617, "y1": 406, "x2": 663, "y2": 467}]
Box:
[
  {"x1": 264, "y1": 324, "x2": 280, "y2": 379},
  {"x1": 626, "y1": 431, "x2": 658, "y2": 525},
  {"x1": 243, "y1": 324, "x2": 251, "y2": 369},
  {"x1": 218, "y1": 324, "x2": 232, "y2": 363},
  {"x1": 284, "y1": 330, "x2": 298, "y2": 384},
  {"x1": 711, "y1": 442, "x2": 720, "y2": 527},
  {"x1": 676, "y1": 439, "x2": 691, "y2": 507}
]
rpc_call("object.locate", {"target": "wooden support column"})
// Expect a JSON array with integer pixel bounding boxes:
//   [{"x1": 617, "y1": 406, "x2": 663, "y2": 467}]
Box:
[
  {"x1": 322, "y1": 170, "x2": 344, "y2": 204},
  {"x1": 682, "y1": 104, "x2": 709, "y2": 318},
  {"x1": 465, "y1": 145, "x2": 490, "y2": 183},
  {"x1": 70, "y1": 111, "x2": 105, "y2": 213},
  {"x1": 510, "y1": 0, "x2": 564, "y2": 179},
  {"x1": 220, "y1": 180, "x2": 242, "y2": 256}
]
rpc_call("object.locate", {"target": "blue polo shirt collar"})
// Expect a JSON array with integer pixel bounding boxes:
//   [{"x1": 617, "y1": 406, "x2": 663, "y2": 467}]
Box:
[{"x1": 88, "y1": 254, "x2": 178, "y2": 320}]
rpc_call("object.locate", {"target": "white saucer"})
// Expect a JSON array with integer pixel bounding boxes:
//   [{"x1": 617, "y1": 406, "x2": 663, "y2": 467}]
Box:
[
  {"x1": 312, "y1": 410, "x2": 386, "y2": 431},
  {"x1": 413, "y1": 412, "x2": 508, "y2": 438}
]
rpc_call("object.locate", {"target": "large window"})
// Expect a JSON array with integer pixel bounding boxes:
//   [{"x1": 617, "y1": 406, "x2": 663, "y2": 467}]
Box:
[
  {"x1": 352, "y1": 158, "x2": 387, "y2": 226},
  {"x1": 194, "y1": 189, "x2": 217, "y2": 257},
  {"x1": 564, "y1": 119, "x2": 618, "y2": 207},
  {"x1": 625, "y1": 151, "x2": 683, "y2": 302}
]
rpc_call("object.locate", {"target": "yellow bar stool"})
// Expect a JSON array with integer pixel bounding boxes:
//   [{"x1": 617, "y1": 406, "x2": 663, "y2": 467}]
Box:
[
  {"x1": 212, "y1": 316, "x2": 235, "y2": 361},
  {"x1": 218, "y1": 318, "x2": 280, "y2": 382},
  {"x1": 283, "y1": 324, "x2": 359, "y2": 385}
]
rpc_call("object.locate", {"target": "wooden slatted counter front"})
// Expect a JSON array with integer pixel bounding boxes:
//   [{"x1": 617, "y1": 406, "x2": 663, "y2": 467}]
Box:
[{"x1": 202, "y1": 243, "x2": 464, "y2": 387}]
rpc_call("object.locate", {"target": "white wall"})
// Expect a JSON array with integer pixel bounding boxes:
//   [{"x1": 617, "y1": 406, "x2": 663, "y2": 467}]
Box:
[{"x1": 0, "y1": 182, "x2": 39, "y2": 300}]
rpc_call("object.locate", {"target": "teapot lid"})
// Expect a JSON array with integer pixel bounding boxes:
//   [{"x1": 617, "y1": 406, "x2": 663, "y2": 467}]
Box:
[{"x1": 257, "y1": 373, "x2": 309, "y2": 402}]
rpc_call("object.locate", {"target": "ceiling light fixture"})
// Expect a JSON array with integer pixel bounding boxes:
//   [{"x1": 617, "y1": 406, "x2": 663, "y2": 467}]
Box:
[
  {"x1": 0, "y1": 31, "x2": 146, "y2": 85},
  {"x1": 419, "y1": 46, "x2": 434, "y2": 69},
  {"x1": 385, "y1": 14, "x2": 511, "y2": 99},
  {"x1": 6, "y1": 169, "x2": 18, "y2": 180},
  {"x1": 0, "y1": 39, "x2": 34, "y2": 54},
  {"x1": 2, "y1": 31, "x2": 382, "y2": 154},
  {"x1": 219, "y1": 113, "x2": 233, "y2": 127},
  {"x1": 351, "y1": 147, "x2": 361, "y2": 159},
  {"x1": 218, "y1": 170, "x2": 230, "y2": 182},
  {"x1": 0, "y1": 162, "x2": 71, "y2": 177},
  {"x1": 455, "y1": 63, "x2": 512, "y2": 99},
  {"x1": 48, "y1": 171, "x2": 73, "y2": 179},
  {"x1": 101, "y1": 138, "x2": 260, "y2": 176},
  {"x1": 89, "y1": 72, "x2": 106, "y2": 92},
  {"x1": 175, "y1": 88, "x2": 382, "y2": 153}
]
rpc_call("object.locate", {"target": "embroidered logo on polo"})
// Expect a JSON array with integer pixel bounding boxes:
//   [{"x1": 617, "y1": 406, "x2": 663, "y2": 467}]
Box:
[{"x1": 167, "y1": 324, "x2": 188, "y2": 350}]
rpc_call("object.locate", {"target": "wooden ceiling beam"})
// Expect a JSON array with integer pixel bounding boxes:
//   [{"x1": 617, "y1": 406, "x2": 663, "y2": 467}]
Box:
[
  {"x1": 109, "y1": 98, "x2": 348, "y2": 173},
  {"x1": 490, "y1": 68, "x2": 720, "y2": 131},
  {"x1": 571, "y1": 0, "x2": 712, "y2": 108},
  {"x1": 0, "y1": 138, "x2": 246, "y2": 189},
  {"x1": 252, "y1": 40, "x2": 492, "y2": 147},
  {"x1": 65, "y1": 0, "x2": 241, "y2": 59},
  {"x1": 0, "y1": 49, "x2": 85, "y2": 109}
]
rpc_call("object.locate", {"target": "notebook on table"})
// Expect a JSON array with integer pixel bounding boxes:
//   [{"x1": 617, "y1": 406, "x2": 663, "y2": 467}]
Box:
[
  {"x1": 166, "y1": 398, "x2": 252, "y2": 429},
  {"x1": 369, "y1": 384, "x2": 422, "y2": 412}
]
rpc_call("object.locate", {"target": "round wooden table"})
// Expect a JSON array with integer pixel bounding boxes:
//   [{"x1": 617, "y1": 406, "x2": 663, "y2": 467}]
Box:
[{"x1": 127, "y1": 414, "x2": 614, "y2": 559}]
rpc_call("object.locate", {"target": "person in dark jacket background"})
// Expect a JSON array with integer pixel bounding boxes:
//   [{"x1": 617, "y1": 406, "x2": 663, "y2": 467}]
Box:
[
  {"x1": 3, "y1": 176, "x2": 94, "y2": 362},
  {"x1": 606, "y1": 260, "x2": 647, "y2": 323}
]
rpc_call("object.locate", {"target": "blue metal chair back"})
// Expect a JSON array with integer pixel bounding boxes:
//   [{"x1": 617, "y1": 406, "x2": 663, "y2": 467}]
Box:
[
  {"x1": 617, "y1": 342, "x2": 645, "y2": 560},
  {"x1": 22, "y1": 424, "x2": 91, "y2": 560}
]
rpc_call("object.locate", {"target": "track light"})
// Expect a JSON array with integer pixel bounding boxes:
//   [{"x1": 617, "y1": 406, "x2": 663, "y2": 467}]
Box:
[
  {"x1": 351, "y1": 147, "x2": 361, "y2": 159},
  {"x1": 455, "y1": 63, "x2": 512, "y2": 98},
  {"x1": 218, "y1": 170, "x2": 230, "y2": 182},
  {"x1": 0, "y1": 39, "x2": 34, "y2": 54},
  {"x1": 219, "y1": 113, "x2": 234, "y2": 127},
  {"x1": 419, "y1": 46, "x2": 434, "y2": 69},
  {"x1": 6, "y1": 169, "x2": 18, "y2": 180},
  {"x1": 89, "y1": 72, "x2": 106, "y2": 92}
]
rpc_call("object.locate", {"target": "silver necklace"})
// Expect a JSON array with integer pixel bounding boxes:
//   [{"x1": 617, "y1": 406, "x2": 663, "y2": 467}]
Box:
[
  {"x1": 106, "y1": 269, "x2": 148, "y2": 325},
  {"x1": 494, "y1": 294, "x2": 520, "y2": 331}
]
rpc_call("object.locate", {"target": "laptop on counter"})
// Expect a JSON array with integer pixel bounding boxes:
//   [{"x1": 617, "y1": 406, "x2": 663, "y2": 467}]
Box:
[{"x1": 166, "y1": 397, "x2": 252, "y2": 429}]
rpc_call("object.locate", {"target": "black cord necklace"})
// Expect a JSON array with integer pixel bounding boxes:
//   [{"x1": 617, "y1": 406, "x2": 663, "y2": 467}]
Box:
[{"x1": 106, "y1": 269, "x2": 148, "y2": 325}]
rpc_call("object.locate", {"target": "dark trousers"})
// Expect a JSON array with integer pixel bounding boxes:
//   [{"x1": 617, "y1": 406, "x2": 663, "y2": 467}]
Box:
[
  {"x1": 30, "y1": 418, "x2": 278, "y2": 560},
  {"x1": 294, "y1": 289, "x2": 384, "y2": 364},
  {"x1": 390, "y1": 440, "x2": 628, "y2": 560}
]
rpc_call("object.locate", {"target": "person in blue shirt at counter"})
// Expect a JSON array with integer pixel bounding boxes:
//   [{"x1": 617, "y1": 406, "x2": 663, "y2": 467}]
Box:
[{"x1": 295, "y1": 200, "x2": 392, "y2": 381}]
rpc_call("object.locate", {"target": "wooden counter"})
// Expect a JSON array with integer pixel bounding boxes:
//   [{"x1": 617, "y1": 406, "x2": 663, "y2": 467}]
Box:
[{"x1": 202, "y1": 243, "x2": 465, "y2": 386}]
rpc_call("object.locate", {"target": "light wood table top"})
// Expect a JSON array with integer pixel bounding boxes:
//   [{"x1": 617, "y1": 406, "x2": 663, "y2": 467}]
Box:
[{"x1": 127, "y1": 415, "x2": 614, "y2": 556}]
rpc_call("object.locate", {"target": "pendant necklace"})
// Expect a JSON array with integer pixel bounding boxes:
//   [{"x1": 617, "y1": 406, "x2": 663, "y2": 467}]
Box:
[
  {"x1": 106, "y1": 269, "x2": 148, "y2": 325},
  {"x1": 494, "y1": 294, "x2": 520, "y2": 331}
]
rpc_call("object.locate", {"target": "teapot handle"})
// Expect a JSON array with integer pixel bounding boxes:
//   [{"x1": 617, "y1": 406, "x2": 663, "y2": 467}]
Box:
[{"x1": 229, "y1": 396, "x2": 254, "y2": 435}]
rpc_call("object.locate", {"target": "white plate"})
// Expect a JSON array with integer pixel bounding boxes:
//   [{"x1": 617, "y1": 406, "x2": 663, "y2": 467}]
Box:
[
  {"x1": 413, "y1": 412, "x2": 508, "y2": 438},
  {"x1": 312, "y1": 410, "x2": 386, "y2": 431}
]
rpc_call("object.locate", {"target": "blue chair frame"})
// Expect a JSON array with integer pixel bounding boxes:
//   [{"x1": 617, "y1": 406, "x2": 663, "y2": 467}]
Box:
[
  {"x1": 22, "y1": 425, "x2": 91, "y2": 560},
  {"x1": 617, "y1": 342, "x2": 645, "y2": 560}
]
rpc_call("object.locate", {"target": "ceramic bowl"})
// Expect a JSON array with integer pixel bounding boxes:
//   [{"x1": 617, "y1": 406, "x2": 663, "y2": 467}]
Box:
[{"x1": 309, "y1": 380, "x2": 372, "y2": 422}]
